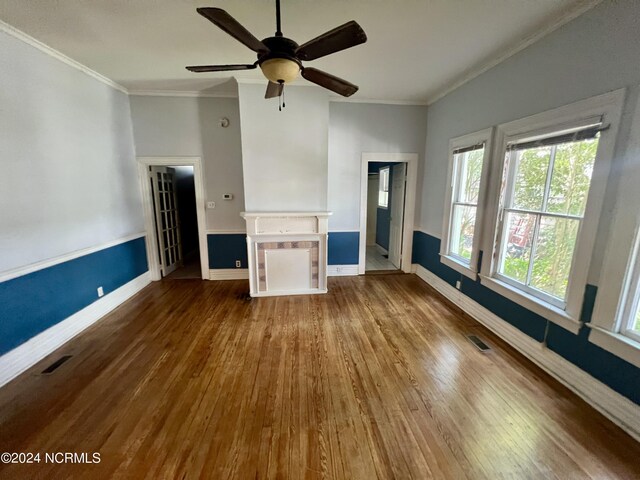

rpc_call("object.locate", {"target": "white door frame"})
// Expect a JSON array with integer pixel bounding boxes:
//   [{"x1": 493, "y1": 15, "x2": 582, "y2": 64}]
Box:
[
  {"x1": 137, "y1": 156, "x2": 209, "y2": 281},
  {"x1": 359, "y1": 153, "x2": 418, "y2": 275}
]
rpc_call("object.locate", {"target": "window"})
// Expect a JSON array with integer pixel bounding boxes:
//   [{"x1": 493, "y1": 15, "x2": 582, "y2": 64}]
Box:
[
  {"x1": 495, "y1": 129, "x2": 600, "y2": 308},
  {"x1": 440, "y1": 128, "x2": 493, "y2": 278},
  {"x1": 480, "y1": 90, "x2": 625, "y2": 333},
  {"x1": 378, "y1": 167, "x2": 389, "y2": 208},
  {"x1": 589, "y1": 90, "x2": 640, "y2": 367}
]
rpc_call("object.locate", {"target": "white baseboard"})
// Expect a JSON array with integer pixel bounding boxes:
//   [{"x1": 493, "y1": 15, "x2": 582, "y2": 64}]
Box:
[
  {"x1": 250, "y1": 288, "x2": 328, "y2": 297},
  {"x1": 209, "y1": 268, "x2": 249, "y2": 280},
  {"x1": 328, "y1": 265, "x2": 359, "y2": 276},
  {"x1": 0, "y1": 271, "x2": 151, "y2": 388},
  {"x1": 413, "y1": 264, "x2": 640, "y2": 442}
]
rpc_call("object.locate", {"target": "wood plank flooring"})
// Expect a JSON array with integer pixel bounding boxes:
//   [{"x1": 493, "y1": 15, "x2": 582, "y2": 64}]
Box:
[{"x1": 0, "y1": 275, "x2": 639, "y2": 479}]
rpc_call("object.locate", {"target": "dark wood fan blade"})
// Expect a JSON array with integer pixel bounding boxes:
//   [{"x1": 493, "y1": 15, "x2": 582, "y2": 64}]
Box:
[
  {"x1": 301, "y1": 68, "x2": 358, "y2": 97},
  {"x1": 265, "y1": 81, "x2": 284, "y2": 99},
  {"x1": 197, "y1": 7, "x2": 268, "y2": 53},
  {"x1": 296, "y1": 20, "x2": 367, "y2": 61},
  {"x1": 186, "y1": 64, "x2": 257, "y2": 73}
]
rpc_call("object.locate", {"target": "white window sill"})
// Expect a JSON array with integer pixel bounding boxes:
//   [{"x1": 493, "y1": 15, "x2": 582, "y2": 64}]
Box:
[
  {"x1": 479, "y1": 275, "x2": 582, "y2": 334},
  {"x1": 587, "y1": 326, "x2": 640, "y2": 368},
  {"x1": 439, "y1": 254, "x2": 477, "y2": 280}
]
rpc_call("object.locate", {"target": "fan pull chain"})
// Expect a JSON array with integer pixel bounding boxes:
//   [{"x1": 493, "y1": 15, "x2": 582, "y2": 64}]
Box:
[{"x1": 282, "y1": 86, "x2": 286, "y2": 109}]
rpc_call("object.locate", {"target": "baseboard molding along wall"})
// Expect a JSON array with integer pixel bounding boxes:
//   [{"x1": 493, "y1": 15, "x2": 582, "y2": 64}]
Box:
[
  {"x1": 328, "y1": 265, "x2": 359, "y2": 276},
  {"x1": 413, "y1": 264, "x2": 640, "y2": 442},
  {"x1": 209, "y1": 269, "x2": 249, "y2": 280},
  {"x1": 0, "y1": 271, "x2": 151, "y2": 388}
]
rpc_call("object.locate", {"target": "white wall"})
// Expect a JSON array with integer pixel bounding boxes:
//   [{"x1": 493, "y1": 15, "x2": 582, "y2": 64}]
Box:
[
  {"x1": 0, "y1": 29, "x2": 143, "y2": 273},
  {"x1": 328, "y1": 102, "x2": 428, "y2": 231},
  {"x1": 237, "y1": 83, "x2": 329, "y2": 212},
  {"x1": 129, "y1": 95, "x2": 246, "y2": 232},
  {"x1": 419, "y1": 0, "x2": 640, "y2": 283}
]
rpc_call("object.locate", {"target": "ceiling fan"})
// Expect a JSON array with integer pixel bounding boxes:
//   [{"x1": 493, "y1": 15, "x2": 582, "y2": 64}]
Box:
[{"x1": 186, "y1": 0, "x2": 367, "y2": 103}]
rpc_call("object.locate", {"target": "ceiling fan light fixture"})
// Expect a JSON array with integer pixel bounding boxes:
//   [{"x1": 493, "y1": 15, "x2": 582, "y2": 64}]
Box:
[{"x1": 259, "y1": 58, "x2": 300, "y2": 84}]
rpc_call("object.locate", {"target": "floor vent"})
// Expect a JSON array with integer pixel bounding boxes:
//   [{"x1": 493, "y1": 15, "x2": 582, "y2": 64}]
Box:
[
  {"x1": 467, "y1": 335, "x2": 491, "y2": 352},
  {"x1": 40, "y1": 355, "x2": 73, "y2": 374}
]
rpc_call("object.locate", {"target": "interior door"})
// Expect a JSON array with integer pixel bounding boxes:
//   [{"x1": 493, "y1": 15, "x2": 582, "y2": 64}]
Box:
[
  {"x1": 389, "y1": 163, "x2": 407, "y2": 268},
  {"x1": 150, "y1": 166, "x2": 183, "y2": 276}
]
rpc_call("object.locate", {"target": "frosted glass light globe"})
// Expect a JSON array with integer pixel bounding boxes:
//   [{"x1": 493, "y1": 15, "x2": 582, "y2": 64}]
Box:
[{"x1": 260, "y1": 58, "x2": 300, "y2": 84}]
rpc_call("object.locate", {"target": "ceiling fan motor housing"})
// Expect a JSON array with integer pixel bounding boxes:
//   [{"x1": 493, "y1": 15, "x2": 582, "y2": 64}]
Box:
[{"x1": 258, "y1": 36, "x2": 302, "y2": 84}]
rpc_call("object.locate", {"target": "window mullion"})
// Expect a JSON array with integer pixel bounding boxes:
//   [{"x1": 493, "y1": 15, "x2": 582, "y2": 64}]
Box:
[
  {"x1": 541, "y1": 145, "x2": 557, "y2": 212},
  {"x1": 526, "y1": 213, "x2": 542, "y2": 286}
]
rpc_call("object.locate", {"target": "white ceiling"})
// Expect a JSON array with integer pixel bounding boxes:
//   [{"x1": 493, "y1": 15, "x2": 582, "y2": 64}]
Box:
[{"x1": 0, "y1": 0, "x2": 596, "y2": 103}]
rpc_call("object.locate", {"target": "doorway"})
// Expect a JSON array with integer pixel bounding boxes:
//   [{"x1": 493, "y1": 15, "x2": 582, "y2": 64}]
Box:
[
  {"x1": 365, "y1": 163, "x2": 405, "y2": 272},
  {"x1": 137, "y1": 157, "x2": 209, "y2": 281},
  {"x1": 359, "y1": 153, "x2": 418, "y2": 275}
]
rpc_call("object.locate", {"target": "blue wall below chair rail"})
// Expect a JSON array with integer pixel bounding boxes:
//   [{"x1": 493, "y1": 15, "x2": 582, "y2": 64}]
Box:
[
  {"x1": 0, "y1": 237, "x2": 148, "y2": 356},
  {"x1": 412, "y1": 230, "x2": 640, "y2": 405},
  {"x1": 208, "y1": 234, "x2": 248, "y2": 269},
  {"x1": 328, "y1": 232, "x2": 360, "y2": 265},
  {"x1": 208, "y1": 232, "x2": 360, "y2": 269}
]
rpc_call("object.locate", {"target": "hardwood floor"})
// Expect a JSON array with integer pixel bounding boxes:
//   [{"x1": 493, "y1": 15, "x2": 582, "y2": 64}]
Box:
[{"x1": 0, "y1": 275, "x2": 638, "y2": 479}]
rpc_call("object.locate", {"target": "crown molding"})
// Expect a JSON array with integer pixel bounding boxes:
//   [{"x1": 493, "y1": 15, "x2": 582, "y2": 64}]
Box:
[
  {"x1": 128, "y1": 90, "x2": 238, "y2": 99},
  {"x1": 0, "y1": 18, "x2": 128, "y2": 94},
  {"x1": 329, "y1": 96, "x2": 428, "y2": 106},
  {"x1": 426, "y1": 0, "x2": 602, "y2": 105}
]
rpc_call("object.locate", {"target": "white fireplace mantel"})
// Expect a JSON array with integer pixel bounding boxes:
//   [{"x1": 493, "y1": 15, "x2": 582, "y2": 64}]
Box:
[{"x1": 241, "y1": 212, "x2": 332, "y2": 297}]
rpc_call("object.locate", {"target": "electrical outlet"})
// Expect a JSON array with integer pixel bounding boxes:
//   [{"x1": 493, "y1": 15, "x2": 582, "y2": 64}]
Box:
[
  {"x1": 97, "y1": 286, "x2": 104, "y2": 297},
  {"x1": 206, "y1": 201, "x2": 216, "y2": 209},
  {"x1": 455, "y1": 280, "x2": 461, "y2": 290},
  {"x1": 235, "y1": 260, "x2": 242, "y2": 268}
]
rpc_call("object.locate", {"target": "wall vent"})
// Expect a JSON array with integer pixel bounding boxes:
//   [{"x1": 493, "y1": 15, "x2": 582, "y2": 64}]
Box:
[
  {"x1": 467, "y1": 335, "x2": 491, "y2": 352},
  {"x1": 40, "y1": 355, "x2": 73, "y2": 374}
]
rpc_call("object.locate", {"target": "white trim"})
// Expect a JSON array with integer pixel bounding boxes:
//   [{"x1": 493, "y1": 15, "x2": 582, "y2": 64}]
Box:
[
  {"x1": 440, "y1": 127, "x2": 494, "y2": 280},
  {"x1": 137, "y1": 157, "x2": 209, "y2": 281},
  {"x1": 413, "y1": 264, "x2": 640, "y2": 442},
  {"x1": 250, "y1": 288, "x2": 328, "y2": 297},
  {"x1": 440, "y1": 254, "x2": 477, "y2": 281},
  {"x1": 327, "y1": 265, "x2": 359, "y2": 277},
  {"x1": 329, "y1": 96, "x2": 428, "y2": 106},
  {"x1": 481, "y1": 89, "x2": 626, "y2": 332},
  {"x1": 328, "y1": 229, "x2": 360, "y2": 233},
  {"x1": 0, "y1": 19, "x2": 128, "y2": 94},
  {"x1": 426, "y1": 0, "x2": 602, "y2": 105},
  {"x1": 479, "y1": 275, "x2": 581, "y2": 334},
  {"x1": 129, "y1": 90, "x2": 237, "y2": 99},
  {"x1": 206, "y1": 229, "x2": 247, "y2": 234},
  {"x1": 588, "y1": 327, "x2": 640, "y2": 369},
  {"x1": 209, "y1": 268, "x2": 249, "y2": 280},
  {"x1": 359, "y1": 153, "x2": 418, "y2": 275},
  {"x1": 0, "y1": 233, "x2": 146, "y2": 283},
  {"x1": 0, "y1": 272, "x2": 151, "y2": 388}
]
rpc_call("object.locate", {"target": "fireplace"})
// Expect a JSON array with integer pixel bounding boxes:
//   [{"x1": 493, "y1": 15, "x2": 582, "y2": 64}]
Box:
[{"x1": 241, "y1": 212, "x2": 331, "y2": 297}]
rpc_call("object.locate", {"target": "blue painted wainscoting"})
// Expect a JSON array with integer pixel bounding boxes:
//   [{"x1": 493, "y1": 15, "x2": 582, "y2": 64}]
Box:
[
  {"x1": 328, "y1": 232, "x2": 359, "y2": 265},
  {"x1": 207, "y1": 232, "x2": 361, "y2": 270},
  {"x1": 0, "y1": 237, "x2": 148, "y2": 356},
  {"x1": 207, "y1": 234, "x2": 248, "y2": 269},
  {"x1": 412, "y1": 230, "x2": 640, "y2": 405}
]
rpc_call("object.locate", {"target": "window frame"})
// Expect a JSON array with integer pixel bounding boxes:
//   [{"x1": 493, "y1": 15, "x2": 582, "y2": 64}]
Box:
[
  {"x1": 378, "y1": 166, "x2": 390, "y2": 209},
  {"x1": 440, "y1": 128, "x2": 493, "y2": 279},
  {"x1": 480, "y1": 89, "x2": 626, "y2": 334},
  {"x1": 588, "y1": 88, "x2": 640, "y2": 367}
]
